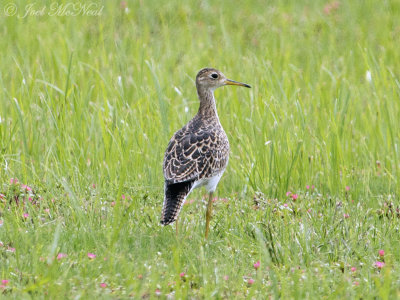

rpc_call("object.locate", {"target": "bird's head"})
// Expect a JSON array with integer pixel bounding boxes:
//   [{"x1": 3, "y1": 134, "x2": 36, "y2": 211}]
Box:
[{"x1": 195, "y1": 68, "x2": 251, "y2": 91}]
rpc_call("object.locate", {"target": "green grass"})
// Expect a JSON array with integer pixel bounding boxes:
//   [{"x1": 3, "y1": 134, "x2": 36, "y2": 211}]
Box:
[{"x1": 1, "y1": 0, "x2": 400, "y2": 298}]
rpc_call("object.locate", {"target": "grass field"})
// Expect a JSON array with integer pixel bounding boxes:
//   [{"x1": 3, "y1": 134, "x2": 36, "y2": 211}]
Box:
[{"x1": 1, "y1": 0, "x2": 400, "y2": 298}]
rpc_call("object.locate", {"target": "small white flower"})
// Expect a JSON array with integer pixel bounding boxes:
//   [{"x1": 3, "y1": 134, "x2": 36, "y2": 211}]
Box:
[
  {"x1": 185, "y1": 106, "x2": 189, "y2": 113},
  {"x1": 279, "y1": 205, "x2": 293, "y2": 212},
  {"x1": 366, "y1": 70, "x2": 372, "y2": 82},
  {"x1": 265, "y1": 140, "x2": 271, "y2": 145},
  {"x1": 22, "y1": 78, "x2": 26, "y2": 85},
  {"x1": 118, "y1": 76, "x2": 122, "y2": 86}
]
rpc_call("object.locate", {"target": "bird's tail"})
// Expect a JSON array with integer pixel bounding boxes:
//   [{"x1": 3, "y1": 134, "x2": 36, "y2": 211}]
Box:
[{"x1": 161, "y1": 180, "x2": 194, "y2": 225}]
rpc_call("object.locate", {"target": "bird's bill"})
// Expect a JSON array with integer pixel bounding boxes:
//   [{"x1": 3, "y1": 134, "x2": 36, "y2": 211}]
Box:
[{"x1": 224, "y1": 79, "x2": 251, "y2": 88}]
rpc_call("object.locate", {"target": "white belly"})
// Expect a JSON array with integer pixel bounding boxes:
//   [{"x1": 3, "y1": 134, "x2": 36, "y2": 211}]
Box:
[{"x1": 192, "y1": 171, "x2": 225, "y2": 193}]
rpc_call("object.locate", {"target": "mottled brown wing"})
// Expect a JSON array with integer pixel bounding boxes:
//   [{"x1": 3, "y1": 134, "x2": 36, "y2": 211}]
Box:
[{"x1": 163, "y1": 123, "x2": 229, "y2": 184}]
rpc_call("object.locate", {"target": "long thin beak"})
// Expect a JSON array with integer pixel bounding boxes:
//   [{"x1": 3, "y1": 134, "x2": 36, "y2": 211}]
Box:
[{"x1": 225, "y1": 79, "x2": 251, "y2": 88}]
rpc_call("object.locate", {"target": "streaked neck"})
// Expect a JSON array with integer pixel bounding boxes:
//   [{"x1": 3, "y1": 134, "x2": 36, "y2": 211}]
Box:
[{"x1": 197, "y1": 87, "x2": 218, "y2": 119}]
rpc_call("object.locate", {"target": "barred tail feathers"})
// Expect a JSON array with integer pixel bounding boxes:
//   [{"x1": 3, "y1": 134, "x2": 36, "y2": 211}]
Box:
[{"x1": 161, "y1": 180, "x2": 194, "y2": 225}]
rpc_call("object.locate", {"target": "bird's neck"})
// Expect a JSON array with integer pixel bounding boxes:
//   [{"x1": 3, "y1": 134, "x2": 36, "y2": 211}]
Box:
[{"x1": 197, "y1": 87, "x2": 219, "y2": 119}]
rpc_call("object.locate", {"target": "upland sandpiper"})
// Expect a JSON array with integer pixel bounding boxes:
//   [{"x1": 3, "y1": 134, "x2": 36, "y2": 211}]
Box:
[{"x1": 160, "y1": 68, "x2": 250, "y2": 238}]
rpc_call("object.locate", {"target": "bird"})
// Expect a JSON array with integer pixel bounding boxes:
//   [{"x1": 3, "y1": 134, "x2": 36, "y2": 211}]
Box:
[{"x1": 160, "y1": 67, "x2": 251, "y2": 238}]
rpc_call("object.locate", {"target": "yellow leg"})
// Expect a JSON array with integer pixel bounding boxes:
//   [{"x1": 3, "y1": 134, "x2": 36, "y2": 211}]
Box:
[{"x1": 205, "y1": 192, "x2": 214, "y2": 239}]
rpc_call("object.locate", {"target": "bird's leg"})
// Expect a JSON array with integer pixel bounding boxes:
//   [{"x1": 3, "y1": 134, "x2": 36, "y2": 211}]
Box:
[
  {"x1": 205, "y1": 192, "x2": 214, "y2": 239},
  {"x1": 175, "y1": 217, "x2": 179, "y2": 236}
]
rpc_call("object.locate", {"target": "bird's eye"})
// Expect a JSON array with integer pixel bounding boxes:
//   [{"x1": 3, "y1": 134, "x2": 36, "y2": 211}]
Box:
[{"x1": 211, "y1": 73, "x2": 218, "y2": 79}]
